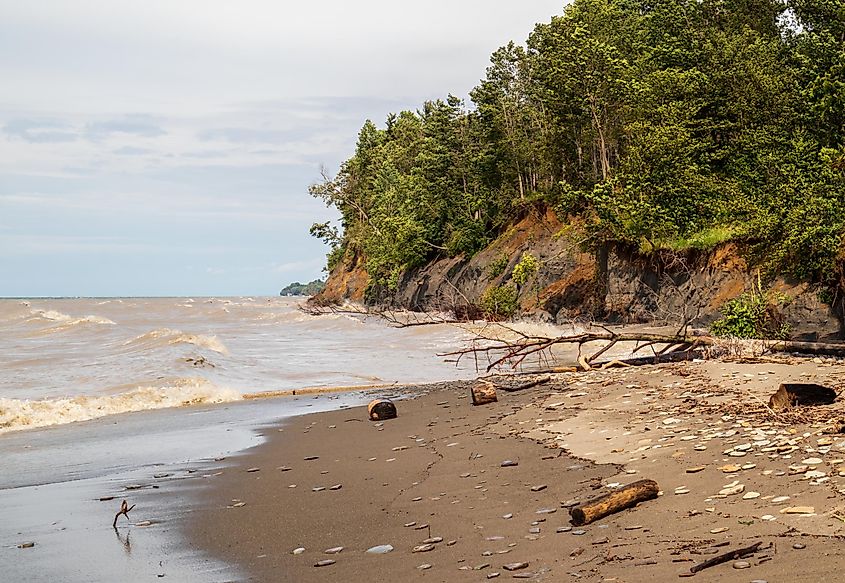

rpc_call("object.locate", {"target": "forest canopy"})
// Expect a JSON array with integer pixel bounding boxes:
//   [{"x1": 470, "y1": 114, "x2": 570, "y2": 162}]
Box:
[{"x1": 310, "y1": 0, "x2": 845, "y2": 292}]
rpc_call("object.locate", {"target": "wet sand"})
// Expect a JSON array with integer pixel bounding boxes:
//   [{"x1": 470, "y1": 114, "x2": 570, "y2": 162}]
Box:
[{"x1": 189, "y1": 357, "x2": 845, "y2": 582}]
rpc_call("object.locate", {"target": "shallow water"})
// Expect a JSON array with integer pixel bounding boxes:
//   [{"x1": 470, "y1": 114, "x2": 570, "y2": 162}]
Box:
[{"x1": 0, "y1": 296, "x2": 478, "y2": 581}]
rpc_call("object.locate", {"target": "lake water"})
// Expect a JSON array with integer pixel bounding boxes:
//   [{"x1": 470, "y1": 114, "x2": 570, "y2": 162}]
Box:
[{"x1": 0, "y1": 296, "x2": 481, "y2": 581}]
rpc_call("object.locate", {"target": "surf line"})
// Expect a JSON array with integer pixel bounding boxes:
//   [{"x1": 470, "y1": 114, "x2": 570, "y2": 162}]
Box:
[{"x1": 242, "y1": 381, "x2": 427, "y2": 400}]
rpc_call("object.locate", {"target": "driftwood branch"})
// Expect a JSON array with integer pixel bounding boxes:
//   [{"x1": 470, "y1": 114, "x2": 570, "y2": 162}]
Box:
[
  {"x1": 688, "y1": 541, "x2": 763, "y2": 574},
  {"x1": 113, "y1": 499, "x2": 136, "y2": 528}
]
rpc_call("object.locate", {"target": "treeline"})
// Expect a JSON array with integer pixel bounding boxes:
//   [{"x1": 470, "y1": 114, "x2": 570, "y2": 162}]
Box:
[{"x1": 310, "y1": 0, "x2": 844, "y2": 292}]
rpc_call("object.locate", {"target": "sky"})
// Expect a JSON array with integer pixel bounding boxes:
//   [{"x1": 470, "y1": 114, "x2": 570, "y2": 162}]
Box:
[{"x1": 0, "y1": 1, "x2": 564, "y2": 297}]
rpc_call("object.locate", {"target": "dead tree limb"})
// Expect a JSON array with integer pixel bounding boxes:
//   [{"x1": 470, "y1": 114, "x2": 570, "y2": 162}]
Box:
[
  {"x1": 688, "y1": 541, "x2": 763, "y2": 574},
  {"x1": 113, "y1": 499, "x2": 136, "y2": 528}
]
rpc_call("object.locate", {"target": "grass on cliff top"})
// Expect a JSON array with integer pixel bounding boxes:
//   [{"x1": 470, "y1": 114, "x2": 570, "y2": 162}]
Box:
[{"x1": 644, "y1": 226, "x2": 738, "y2": 254}]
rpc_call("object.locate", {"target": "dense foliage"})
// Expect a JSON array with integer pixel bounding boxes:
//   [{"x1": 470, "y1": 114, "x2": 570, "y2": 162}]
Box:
[
  {"x1": 311, "y1": 0, "x2": 845, "y2": 291},
  {"x1": 279, "y1": 279, "x2": 326, "y2": 297}
]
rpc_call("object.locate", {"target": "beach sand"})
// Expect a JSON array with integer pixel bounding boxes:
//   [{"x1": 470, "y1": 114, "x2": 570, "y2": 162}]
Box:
[{"x1": 188, "y1": 356, "x2": 845, "y2": 582}]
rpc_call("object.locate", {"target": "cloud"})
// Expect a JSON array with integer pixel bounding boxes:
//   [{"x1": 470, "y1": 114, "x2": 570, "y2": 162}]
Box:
[
  {"x1": 85, "y1": 114, "x2": 166, "y2": 140},
  {"x1": 3, "y1": 119, "x2": 79, "y2": 143},
  {"x1": 112, "y1": 145, "x2": 154, "y2": 155}
]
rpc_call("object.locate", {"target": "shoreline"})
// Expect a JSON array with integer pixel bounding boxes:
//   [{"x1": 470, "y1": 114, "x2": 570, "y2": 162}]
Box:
[{"x1": 186, "y1": 356, "x2": 845, "y2": 582}]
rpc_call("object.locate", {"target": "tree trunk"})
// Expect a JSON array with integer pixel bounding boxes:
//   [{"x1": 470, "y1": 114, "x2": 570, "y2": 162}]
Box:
[{"x1": 570, "y1": 479, "x2": 659, "y2": 526}]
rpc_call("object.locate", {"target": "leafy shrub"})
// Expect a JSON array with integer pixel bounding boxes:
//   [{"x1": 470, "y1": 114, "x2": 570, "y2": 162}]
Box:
[
  {"x1": 487, "y1": 253, "x2": 510, "y2": 279},
  {"x1": 479, "y1": 285, "x2": 518, "y2": 320},
  {"x1": 512, "y1": 252, "x2": 539, "y2": 286},
  {"x1": 710, "y1": 287, "x2": 791, "y2": 340}
]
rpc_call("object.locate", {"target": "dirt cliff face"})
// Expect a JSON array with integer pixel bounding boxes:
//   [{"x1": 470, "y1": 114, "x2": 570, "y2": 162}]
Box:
[{"x1": 316, "y1": 209, "x2": 844, "y2": 340}]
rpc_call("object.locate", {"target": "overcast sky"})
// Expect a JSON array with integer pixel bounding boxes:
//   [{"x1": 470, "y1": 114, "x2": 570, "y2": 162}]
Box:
[{"x1": 0, "y1": 1, "x2": 564, "y2": 297}]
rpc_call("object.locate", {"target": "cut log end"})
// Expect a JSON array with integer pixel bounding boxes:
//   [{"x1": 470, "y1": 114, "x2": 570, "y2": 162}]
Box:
[
  {"x1": 471, "y1": 381, "x2": 498, "y2": 406},
  {"x1": 570, "y1": 479, "x2": 659, "y2": 526},
  {"x1": 367, "y1": 399, "x2": 397, "y2": 421}
]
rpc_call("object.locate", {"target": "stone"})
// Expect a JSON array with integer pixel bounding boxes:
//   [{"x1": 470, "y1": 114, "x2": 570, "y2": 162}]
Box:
[
  {"x1": 324, "y1": 546, "x2": 344, "y2": 554},
  {"x1": 417, "y1": 564, "x2": 432, "y2": 570},
  {"x1": 743, "y1": 491, "x2": 761, "y2": 500},
  {"x1": 503, "y1": 562, "x2": 529, "y2": 571},
  {"x1": 17, "y1": 542, "x2": 35, "y2": 549},
  {"x1": 780, "y1": 506, "x2": 815, "y2": 514},
  {"x1": 314, "y1": 560, "x2": 336, "y2": 567},
  {"x1": 530, "y1": 484, "x2": 547, "y2": 492},
  {"x1": 719, "y1": 484, "x2": 745, "y2": 496},
  {"x1": 413, "y1": 544, "x2": 435, "y2": 553},
  {"x1": 802, "y1": 457, "x2": 823, "y2": 465},
  {"x1": 366, "y1": 544, "x2": 394, "y2": 554},
  {"x1": 500, "y1": 460, "x2": 518, "y2": 467},
  {"x1": 686, "y1": 466, "x2": 706, "y2": 473},
  {"x1": 793, "y1": 542, "x2": 807, "y2": 549},
  {"x1": 732, "y1": 561, "x2": 751, "y2": 569},
  {"x1": 292, "y1": 547, "x2": 305, "y2": 555}
]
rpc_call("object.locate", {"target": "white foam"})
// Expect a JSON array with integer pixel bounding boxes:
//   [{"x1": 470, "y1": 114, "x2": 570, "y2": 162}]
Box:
[
  {"x1": 126, "y1": 328, "x2": 229, "y2": 354},
  {"x1": 32, "y1": 309, "x2": 116, "y2": 327},
  {"x1": 0, "y1": 379, "x2": 242, "y2": 433}
]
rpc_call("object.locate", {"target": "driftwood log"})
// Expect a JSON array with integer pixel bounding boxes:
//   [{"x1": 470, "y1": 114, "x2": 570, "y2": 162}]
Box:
[
  {"x1": 570, "y1": 479, "x2": 659, "y2": 526},
  {"x1": 471, "y1": 380, "x2": 497, "y2": 405},
  {"x1": 367, "y1": 399, "x2": 397, "y2": 421},
  {"x1": 769, "y1": 383, "x2": 837, "y2": 411}
]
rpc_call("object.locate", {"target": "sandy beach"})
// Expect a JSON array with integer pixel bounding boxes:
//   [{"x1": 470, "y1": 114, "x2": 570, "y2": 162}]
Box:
[{"x1": 186, "y1": 355, "x2": 845, "y2": 582}]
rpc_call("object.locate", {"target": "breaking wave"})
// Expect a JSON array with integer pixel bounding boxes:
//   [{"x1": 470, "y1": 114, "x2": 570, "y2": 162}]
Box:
[
  {"x1": 126, "y1": 328, "x2": 229, "y2": 354},
  {"x1": 31, "y1": 309, "x2": 116, "y2": 329},
  {"x1": 0, "y1": 379, "x2": 242, "y2": 433}
]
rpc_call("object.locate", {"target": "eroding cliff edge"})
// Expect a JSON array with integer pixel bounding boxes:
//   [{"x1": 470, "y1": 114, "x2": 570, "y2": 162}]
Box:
[{"x1": 316, "y1": 208, "x2": 844, "y2": 341}]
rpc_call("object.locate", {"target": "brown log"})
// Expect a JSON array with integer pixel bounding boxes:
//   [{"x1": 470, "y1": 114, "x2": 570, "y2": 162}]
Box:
[
  {"x1": 367, "y1": 399, "x2": 397, "y2": 421},
  {"x1": 569, "y1": 479, "x2": 659, "y2": 526},
  {"x1": 471, "y1": 380, "x2": 497, "y2": 405},
  {"x1": 769, "y1": 383, "x2": 837, "y2": 411},
  {"x1": 500, "y1": 376, "x2": 551, "y2": 393}
]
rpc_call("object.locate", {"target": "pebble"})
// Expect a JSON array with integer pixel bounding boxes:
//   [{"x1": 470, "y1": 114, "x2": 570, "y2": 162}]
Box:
[
  {"x1": 292, "y1": 547, "x2": 305, "y2": 555},
  {"x1": 530, "y1": 484, "x2": 547, "y2": 492},
  {"x1": 487, "y1": 573, "x2": 500, "y2": 579},
  {"x1": 686, "y1": 466, "x2": 705, "y2": 473},
  {"x1": 246, "y1": 467, "x2": 260, "y2": 473},
  {"x1": 556, "y1": 527, "x2": 572, "y2": 533},
  {"x1": 423, "y1": 537, "x2": 443, "y2": 544},
  {"x1": 303, "y1": 456, "x2": 319, "y2": 461},
  {"x1": 803, "y1": 457, "x2": 823, "y2": 465},
  {"x1": 312, "y1": 487, "x2": 325, "y2": 492},
  {"x1": 710, "y1": 527, "x2": 729, "y2": 534},
  {"x1": 536, "y1": 508, "x2": 556, "y2": 514},
  {"x1": 742, "y1": 491, "x2": 761, "y2": 500},
  {"x1": 732, "y1": 561, "x2": 751, "y2": 569},
  {"x1": 572, "y1": 529, "x2": 586, "y2": 535},
  {"x1": 771, "y1": 496, "x2": 790, "y2": 503},
  {"x1": 329, "y1": 484, "x2": 343, "y2": 490},
  {"x1": 503, "y1": 562, "x2": 529, "y2": 571},
  {"x1": 793, "y1": 542, "x2": 807, "y2": 549},
  {"x1": 17, "y1": 542, "x2": 35, "y2": 549},
  {"x1": 674, "y1": 487, "x2": 690, "y2": 495},
  {"x1": 500, "y1": 460, "x2": 518, "y2": 467},
  {"x1": 404, "y1": 521, "x2": 417, "y2": 527},
  {"x1": 413, "y1": 544, "x2": 435, "y2": 553},
  {"x1": 417, "y1": 564, "x2": 432, "y2": 570},
  {"x1": 314, "y1": 559, "x2": 335, "y2": 567},
  {"x1": 324, "y1": 546, "x2": 344, "y2": 554},
  {"x1": 719, "y1": 484, "x2": 745, "y2": 496},
  {"x1": 366, "y1": 544, "x2": 394, "y2": 554}
]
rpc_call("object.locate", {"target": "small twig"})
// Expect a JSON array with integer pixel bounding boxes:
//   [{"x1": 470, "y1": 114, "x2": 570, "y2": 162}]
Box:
[
  {"x1": 688, "y1": 541, "x2": 763, "y2": 574},
  {"x1": 113, "y1": 499, "x2": 136, "y2": 528}
]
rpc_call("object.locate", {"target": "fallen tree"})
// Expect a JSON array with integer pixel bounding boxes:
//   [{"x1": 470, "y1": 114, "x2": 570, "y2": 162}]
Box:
[{"x1": 440, "y1": 323, "x2": 845, "y2": 373}]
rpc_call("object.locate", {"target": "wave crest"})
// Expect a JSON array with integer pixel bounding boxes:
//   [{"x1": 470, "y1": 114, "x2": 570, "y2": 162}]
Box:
[
  {"x1": 32, "y1": 309, "x2": 116, "y2": 328},
  {"x1": 126, "y1": 328, "x2": 229, "y2": 354},
  {"x1": 0, "y1": 379, "x2": 242, "y2": 433}
]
